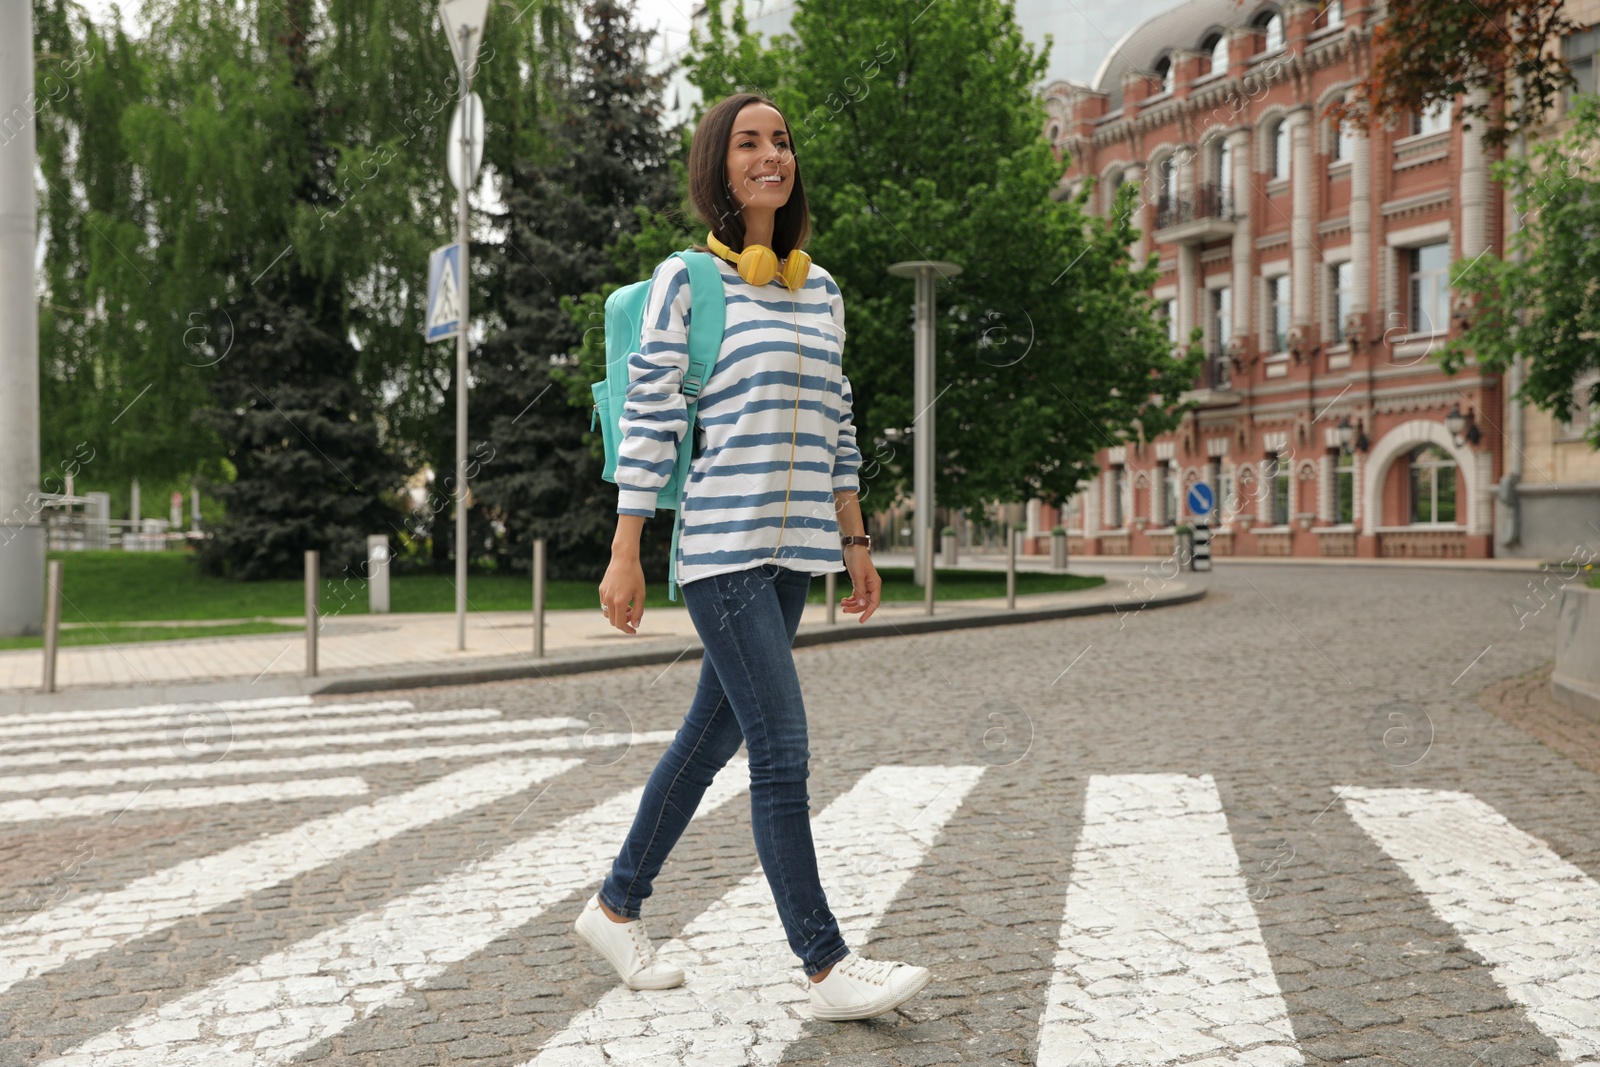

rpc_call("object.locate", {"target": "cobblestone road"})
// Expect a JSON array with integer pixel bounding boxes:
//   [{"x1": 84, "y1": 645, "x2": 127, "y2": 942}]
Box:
[{"x1": 2, "y1": 563, "x2": 1596, "y2": 1067}]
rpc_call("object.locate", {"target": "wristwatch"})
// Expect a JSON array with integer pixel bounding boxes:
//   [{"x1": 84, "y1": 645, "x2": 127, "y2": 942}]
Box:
[{"x1": 840, "y1": 535, "x2": 872, "y2": 552}]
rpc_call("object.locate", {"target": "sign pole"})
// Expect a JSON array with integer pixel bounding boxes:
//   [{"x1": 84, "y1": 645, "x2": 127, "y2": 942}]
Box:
[{"x1": 453, "y1": 35, "x2": 472, "y2": 652}]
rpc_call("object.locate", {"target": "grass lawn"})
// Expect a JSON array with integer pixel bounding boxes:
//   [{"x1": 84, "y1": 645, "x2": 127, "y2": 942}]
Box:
[
  {"x1": 45, "y1": 551, "x2": 1105, "y2": 626},
  {"x1": 0, "y1": 621, "x2": 301, "y2": 652}
]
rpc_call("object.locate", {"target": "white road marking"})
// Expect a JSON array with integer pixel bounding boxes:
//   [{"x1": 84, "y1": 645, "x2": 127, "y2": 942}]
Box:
[
  {"x1": 0, "y1": 709, "x2": 502, "y2": 753},
  {"x1": 1342, "y1": 786, "x2": 1600, "y2": 1061},
  {"x1": 0, "y1": 713, "x2": 585, "y2": 768},
  {"x1": 0, "y1": 697, "x2": 320, "y2": 731},
  {"x1": 0, "y1": 758, "x2": 577, "y2": 997},
  {"x1": 0, "y1": 700, "x2": 414, "y2": 738},
  {"x1": 1035, "y1": 774, "x2": 1303, "y2": 1067},
  {"x1": 0, "y1": 778, "x2": 371, "y2": 824},
  {"x1": 0, "y1": 731, "x2": 680, "y2": 794},
  {"x1": 527, "y1": 765, "x2": 986, "y2": 1066},
  {"x1": 47, "y1": 760, "x2": 754, "y2": 1066}
]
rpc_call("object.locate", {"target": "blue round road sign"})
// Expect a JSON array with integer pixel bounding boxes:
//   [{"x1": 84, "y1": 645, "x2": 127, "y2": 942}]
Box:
[{"x1": 1187, "y1": 483, "x2": 1215, "y2": 515}]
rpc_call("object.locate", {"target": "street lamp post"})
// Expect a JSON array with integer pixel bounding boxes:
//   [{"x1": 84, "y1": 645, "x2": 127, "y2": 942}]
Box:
[
  {"x1": 0, "y1": 3, "x2": 43, "y2": 638},
  {"x1": 887, "y1": 260, "x2": 961, "y2": 617},
  {"x1": 439, "y1": 0, "x2": 488, "y2": 651}
]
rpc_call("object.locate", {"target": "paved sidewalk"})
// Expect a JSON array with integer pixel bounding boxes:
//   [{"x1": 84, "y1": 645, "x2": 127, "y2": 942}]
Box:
[{"x1": 0, "y1": 570, "x2": 1203, "y2": 705}]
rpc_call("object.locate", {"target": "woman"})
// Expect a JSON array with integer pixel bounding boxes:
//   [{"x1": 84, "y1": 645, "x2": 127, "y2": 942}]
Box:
[{"x1": 576, "y1": 92, "x2": 929, "y2": 1022}]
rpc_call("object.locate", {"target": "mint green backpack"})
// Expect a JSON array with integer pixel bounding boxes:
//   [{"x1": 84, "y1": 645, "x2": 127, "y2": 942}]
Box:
[{"x1": 590, "y1": 250, "x2": 725, "y2": 601}]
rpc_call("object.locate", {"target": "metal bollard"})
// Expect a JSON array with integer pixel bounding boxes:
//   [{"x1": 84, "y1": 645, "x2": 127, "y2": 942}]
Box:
[
  {"x1": 532, "y1": 538, "x2": 546, "y2": 657},
  {"x1": 41, "y1": 559, "x2": 63, "y2": 693},
  {"x1": 825, "y1": 569, "x2": 836, "y2": 625},
  {"x1": 1006, "y1": 528, "x2": 1017, "y2": 610},
  {"x1": 305, "y1": 550, "x2": 319, "y2": 677}
]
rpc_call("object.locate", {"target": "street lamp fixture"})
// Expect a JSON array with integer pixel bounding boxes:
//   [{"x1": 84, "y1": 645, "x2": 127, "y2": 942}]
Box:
[
  {"x1": 1336, "y1": 415, "x2": 1370, "y2": 454},
  {"x1": 1446, "y1": 404, "x2": 1482, "y2": 447}
]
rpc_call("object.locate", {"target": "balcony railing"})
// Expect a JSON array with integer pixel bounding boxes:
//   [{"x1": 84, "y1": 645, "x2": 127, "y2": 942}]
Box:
[
  {"x1": 1200, "y1": 353, "x2": 1233, "y2": 391},
  {"x1": 1156, "y1": 183, "x2": 1235, "y2": 231}
]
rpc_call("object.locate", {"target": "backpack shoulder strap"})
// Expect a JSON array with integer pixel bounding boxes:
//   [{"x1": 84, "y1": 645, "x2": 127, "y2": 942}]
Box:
[{"x1": 665, "y1": 249, "x2": 725, "y2": 601}]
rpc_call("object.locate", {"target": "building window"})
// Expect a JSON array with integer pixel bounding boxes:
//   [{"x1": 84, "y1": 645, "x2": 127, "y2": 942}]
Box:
[
  {"x1": 1266, "y1": 452, "x2": 1291, "y2": 525},
  {"x1": 1267, "y1": 274, "x2": 1290, "y2": 353},
  {"x1": 1330, "y1": 261, "x2": 1352, "y2": 344},
  {"x1": 1206, "y1": 457, "x2": 1230, "y2": 521},
  {"x1": 1206, "y1": 32, "x2": 1228, "y2": 75},
  {"x1": 1156, "y1": 154, "x2": 1178, "y2": 208},
  {"x1": 1320, "y1": 0, "x2": 1343, "y2": 29},
  {"x1": 1334, "y1": 450, "x2": 1355, "y2": 524},
  {"x1": 1108, "y1": 465, "x2": 1125, "y2": 527},
  {"x1": 1155, "y1": 56, "x2": 1174, "y2": 95},
  {"x1": 1213, "y1": 138, "x2": 1233, "y2": 208},
  {"x1": 1162, "y1": 298, "x2": 1178, "y2": 344},
  {"x1": 1210, "y1": 286, "x2": 1231, "y2": 355},
  {"x1": 1412, "y1": 99, "x2": 1452, "y2": 136},
  {"x1": 1331, "y1": 104, "x2": 1355, "y2": 162},
  {"x1": 1162, "y1": 461, "x2": 1178, "y2": 524},
  {"x1": 1257, "y1": 10, "x2": 1285, "y2": 53},
  {"x1": 1565, "y1": 27, "x2": 1599, "y2": 109},
  {"x1": 1269, "y1": 119, "x2": 1290, "y2": 179},
  {"x1": 1409, "y1": 242, "x2": 1450, "y2": 334},
  {"x1": 1409, "y1": 445, "x2": 1457, "y2": 523}
]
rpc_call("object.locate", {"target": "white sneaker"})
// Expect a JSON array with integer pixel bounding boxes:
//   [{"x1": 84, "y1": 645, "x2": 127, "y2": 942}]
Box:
[
  {"x1": 573, "y1": 894, "x2": 685, "y2": 990},
  {"x1": 807, "y1": 952, "x2": 932, "y2": 1020}
]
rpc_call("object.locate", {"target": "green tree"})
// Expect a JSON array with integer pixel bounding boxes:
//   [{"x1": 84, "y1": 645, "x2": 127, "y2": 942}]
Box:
[
  {"x1": 670, "y1": 0, "x2": 1200, "y2": 518},
  {"x1": 1327, "y1": 0, "x2": 1578, "y2": 148},
  {"x1": 1442, "y1": 93, "x2": 1600, "y2": 448},
  {"x1": 468, "y1": 0, "x2": 682, "y2": 580}
]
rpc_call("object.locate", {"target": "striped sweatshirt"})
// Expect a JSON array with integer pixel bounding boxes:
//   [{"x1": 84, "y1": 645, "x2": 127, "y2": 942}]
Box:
[{"x1": 614, "y1": 252, "x2": 863, "y2": 587}]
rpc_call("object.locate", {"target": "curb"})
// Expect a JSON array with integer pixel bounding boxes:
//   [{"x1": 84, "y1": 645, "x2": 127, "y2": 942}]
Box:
[{"x1": 311, "y1": 586, "x2": 1206, "y2": 695}]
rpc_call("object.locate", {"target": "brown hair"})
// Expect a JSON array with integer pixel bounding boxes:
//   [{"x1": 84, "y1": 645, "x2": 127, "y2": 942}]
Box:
[{"x1": 687, "y1": 93, "x2": 811, "y2": 258}]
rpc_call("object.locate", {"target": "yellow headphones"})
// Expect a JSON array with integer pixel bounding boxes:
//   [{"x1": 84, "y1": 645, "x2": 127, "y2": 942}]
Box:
[{"x1": 705, "y1": 230, "x2": 812, "y2": 291}]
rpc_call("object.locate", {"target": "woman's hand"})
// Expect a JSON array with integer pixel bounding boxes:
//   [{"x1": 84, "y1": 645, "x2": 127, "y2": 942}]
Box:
[
  {"x1": 840, "y1": 545, "x2": 881, "y2": 622},
  {"x1": 599, "y1": 555, "x2": 646, "y2": 635}
]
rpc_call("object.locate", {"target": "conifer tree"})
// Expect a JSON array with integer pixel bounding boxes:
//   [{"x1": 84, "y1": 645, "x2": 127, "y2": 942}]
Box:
[{"x1": 469, "y1": 0, "x2": 681, "y2": 579}]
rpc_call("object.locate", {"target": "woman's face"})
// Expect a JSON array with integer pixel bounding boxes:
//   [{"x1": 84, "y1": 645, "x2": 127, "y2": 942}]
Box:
[{"x1": 724, "y1": 102, "x2": 794, "y2": 216}]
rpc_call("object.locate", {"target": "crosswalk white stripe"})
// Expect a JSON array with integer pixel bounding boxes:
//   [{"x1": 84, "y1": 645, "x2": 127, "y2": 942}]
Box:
[
  {"x1": 0, "y1": 709, "x2": 502, "y2": 753},
  {"x1": 1036, "y1": 774, "x2": 1303, "y2": 1067},
  {"x1": 0, "y1": 713, "x2": 585, "y2": 769},
  {"x1": 0, "y1": 778, "x2": 371, "y2": 824},
  {"x1": 1341, "y1": 786, "x2": 1600, "y2": 1062},
  {"x1": 46, "y1": 760, "x2": 755, "y2": 1066},
  {"x1": 528, "y1": 764, "x2": 985, "y2": 1067},
  {"x1": 0, "y1": 757, "x2": 578, "y2": 998},
  {"x1": 0, "y1": 701, "x2": 412, "y2": 738},
  {"x1": 0, "y1": 731, "x2": 680, "y2": 794},
  {"x1": 0, "y1": 697, "x2": 318, "y2": 731}
]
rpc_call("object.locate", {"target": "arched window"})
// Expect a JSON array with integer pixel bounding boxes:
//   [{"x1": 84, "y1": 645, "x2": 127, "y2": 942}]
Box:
[
  {"x1": 1156, "y1": 154, "x2": 1178, "y2": 207},
  {"x1": 1408, "y1": 445, "x2": 1458, "y2": 523},
  {"x1": 1203, "y1": 32, "x2": 1228, "y2": 75},
  {"x1": 1270, "y1": 118, "x2": 1290, "y2": 178},
  {"x1": 1213, "y1": 137, "x2": 1232, "y2": 202},
  {"x1": 1154, "y1": 55, "x2": 1175, "y2": 95},
  {"x1": 1256, "y1": 9, "x2": 1285, "y2": 52}
]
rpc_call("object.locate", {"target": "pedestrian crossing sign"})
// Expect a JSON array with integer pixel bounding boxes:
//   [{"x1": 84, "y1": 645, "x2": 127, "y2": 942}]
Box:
[{"x1": 426, "y1": 243, "x2": 462, "y2": 342}]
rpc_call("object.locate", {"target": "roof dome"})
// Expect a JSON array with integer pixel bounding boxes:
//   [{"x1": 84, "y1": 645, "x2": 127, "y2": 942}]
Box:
[{"x1": 1092, "y1": 0, "x2": 1279, "y2": 111}]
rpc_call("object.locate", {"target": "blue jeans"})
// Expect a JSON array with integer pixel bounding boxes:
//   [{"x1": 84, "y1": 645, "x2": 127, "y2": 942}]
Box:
[{"x1": 597, "y1": 562, "x2": 851, "y2": 977}]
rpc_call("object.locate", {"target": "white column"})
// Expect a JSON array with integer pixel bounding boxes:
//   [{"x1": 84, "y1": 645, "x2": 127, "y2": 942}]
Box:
[
  {"x1": 1177, "y1": 244, "x2": 1198, "y2": 344},
  {"x1": 1318, "y1": 453, "x2": 1334, "y2": 522},
  {"x1": 1289, "y1": 108, "x2": 1314, "y2": 329},
  {"x1": 1349, "y1": 122, "x2": 1371, "y2": 319},
  {"x1": 1152, "y1": 465, "x2": 1167, "y2": 527},
  {"x1": 1083, "y1": 477, "x2": 1100, "y2": 537},
  {"x1": 0, "y1": 3, "x2": 43, "y2": 637},
  {"x1": 1228, "y1": 129, "x2": 1252, "y2": 348},
  {"x1": 1126, "y1": 163, "x2": 1148, "y2": 267},
  {"x1": 1257, "y1": 461, "x2": 1274, "y2": 525}
]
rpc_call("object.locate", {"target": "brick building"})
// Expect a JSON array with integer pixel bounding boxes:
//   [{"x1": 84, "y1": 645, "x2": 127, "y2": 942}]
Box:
[{"x1": 1042, "y1": 0, "x2": 1508, "y2": 559}]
